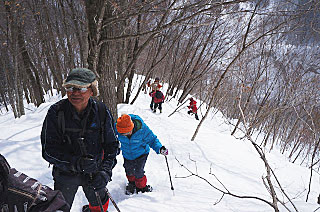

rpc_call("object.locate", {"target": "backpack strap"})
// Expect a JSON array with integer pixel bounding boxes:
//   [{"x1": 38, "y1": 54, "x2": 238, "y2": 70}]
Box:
[
  {"x1": 57, "y1": 110, "x2": 65, "y2": 136},
  {"x1": 56, "y1": 99, "x2": 71, "y2": 144},
  {"x1": 97, "y1": 101, "x2": 106, "y2": 144}
]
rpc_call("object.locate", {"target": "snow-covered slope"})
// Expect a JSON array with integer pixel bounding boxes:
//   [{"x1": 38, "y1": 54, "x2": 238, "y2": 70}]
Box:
[{"x1": 0, "y1": 87, "x2": 319, "y2": 212}]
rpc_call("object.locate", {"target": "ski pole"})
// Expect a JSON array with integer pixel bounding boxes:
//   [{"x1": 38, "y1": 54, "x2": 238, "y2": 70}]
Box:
[
  {"x1": 94, "y1": 190, "x2": 104, "y2": 212},
  {"x1": 165, "y1": 155, "x2": 174, "y2": 190},
  {"x1": 106, "y1": 188, "x2": 121, "y2": 212}
]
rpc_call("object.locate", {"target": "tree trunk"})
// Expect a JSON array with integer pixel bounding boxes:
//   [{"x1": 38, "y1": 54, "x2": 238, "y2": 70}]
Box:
[
  {"x1": 125, "y1": 12, "x2": 141, "y2": 104},
  {"x1": 31, "y1": 3, "x2": 65, "y2": 96},
  {"x1": 85, "y1": 0, "x2": 118, "y2": 118},
  {"x1": 17, "y1": 26, "x2": 44, "y2": 107},
  {"x1": 67, "y1": 0, "x2": 87, "y2": 67},
  {"x1": 0, "y1": 88, "x2": 9, "y2": 112},
  {"x1": 116, "y1": 39, "x2": 127, "y2": 103}
]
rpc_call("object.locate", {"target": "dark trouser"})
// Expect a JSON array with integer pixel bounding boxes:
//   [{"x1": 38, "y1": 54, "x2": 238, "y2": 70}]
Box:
[
  {"x1": 150, "y1": 98, "x2": 154, "y2": 109},
  {"x1": 188, "y1": 110, "x2": 199, "y2": 120},
  {"x1": 123, "y1": 154, "x2": 148, "y2": 188},
  {"x1": 53, "y1": 169, "x2": 108, "y2": 209},
  {"x1": 154, "y1": 102, "x2": 162, "y2": 111}
]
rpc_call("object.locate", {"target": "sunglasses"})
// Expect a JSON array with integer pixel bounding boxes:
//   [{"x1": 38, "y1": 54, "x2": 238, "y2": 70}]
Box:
[{"x1": 65, "y1": 87, "x2": 90, "y2": 93}]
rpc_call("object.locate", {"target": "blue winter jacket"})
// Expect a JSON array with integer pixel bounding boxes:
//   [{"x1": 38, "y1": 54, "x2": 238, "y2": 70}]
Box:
[{"x1": 115, "y1": 114, "x2": 162, "y2": 160}]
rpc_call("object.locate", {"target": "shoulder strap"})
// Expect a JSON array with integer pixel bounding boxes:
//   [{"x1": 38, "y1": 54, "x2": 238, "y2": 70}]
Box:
[
  {"x1": 57, "y1": 100, "x2": 67, "y2": 136},
  {"x1": 58, "y1": 110, "x2": 65, "y2": 136},
  {"x1": 56, "y1": 99, "x2": 71, "y2": 144},
  {"x1": 97, "y1": 101, "x2": 106, "y2": 144}
]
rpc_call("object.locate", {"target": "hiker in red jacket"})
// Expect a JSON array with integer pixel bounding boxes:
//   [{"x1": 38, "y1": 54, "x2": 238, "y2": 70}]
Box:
[
  {"x1": 150, "y1": 90, "x2": 165, "y2": 113},
  {"x1": 187, "y1": 97, "x2": 199, "y2": 120},
  {"x1": 148, "y1": 77, "x2": 163, "y2": 110}
]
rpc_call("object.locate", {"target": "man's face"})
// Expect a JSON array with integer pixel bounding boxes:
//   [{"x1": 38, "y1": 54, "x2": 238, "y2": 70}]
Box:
[{"x1": 66, "y1": 86, "x2": 93, "y2": 110}]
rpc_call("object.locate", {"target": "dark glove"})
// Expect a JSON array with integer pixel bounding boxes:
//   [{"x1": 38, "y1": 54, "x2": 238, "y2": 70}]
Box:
[
  {"x1": 160, "y1": 146, "x2": 168, "y2": 156},
  {"x1": 92, "y1": 171, "x2": 110, "y2": 190},
  {"x1": 77, "y1": 156, "x2": 98, "y2": 174}
]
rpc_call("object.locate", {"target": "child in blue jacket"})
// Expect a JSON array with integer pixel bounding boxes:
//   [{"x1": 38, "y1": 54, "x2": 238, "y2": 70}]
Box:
[{"x1": 115, "y1": 114, "x2": 168, "y2": 194}]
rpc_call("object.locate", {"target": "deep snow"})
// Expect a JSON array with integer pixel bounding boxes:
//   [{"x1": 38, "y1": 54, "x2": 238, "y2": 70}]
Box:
[{"x1": 1, "y1": 84, "x2": 319, "y2": 212}]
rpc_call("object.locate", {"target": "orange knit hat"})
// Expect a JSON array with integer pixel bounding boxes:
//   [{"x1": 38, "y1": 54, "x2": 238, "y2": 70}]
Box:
[{"x1": 116, "y1": 114, "x2": 134, "y2": 133}]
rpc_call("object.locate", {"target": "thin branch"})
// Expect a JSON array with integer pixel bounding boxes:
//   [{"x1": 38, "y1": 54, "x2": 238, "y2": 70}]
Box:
[{"x1": 175, "y1": 157, "x2": 276, "y2": 209}]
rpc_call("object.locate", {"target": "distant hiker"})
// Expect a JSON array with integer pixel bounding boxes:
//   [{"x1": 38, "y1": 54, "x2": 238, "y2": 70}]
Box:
[
  {"x1": 150, "y1": 90, "x2": 165, "y2": 113},
  {"x1": 187, "y1": 97, "x2": 199, "y2": 120},
  {"x1": 41, "y1": 68, "x2": 120, "y2": 212},
  {"x1": 0, "y1": 153, "x2": 70, "y2": 212},
  {"x1": 149, "y1": 77, "x2": 162, "y2": 93},
  {"x1": 115, "y1": 114, "x2": 168, "y2": 195},
  {"x1": 148, "y1": 77, "x2": 162, "y2": 110}
]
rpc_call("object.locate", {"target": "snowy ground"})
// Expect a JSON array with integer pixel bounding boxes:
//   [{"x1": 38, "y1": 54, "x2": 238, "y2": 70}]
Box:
[{"x1": 1, "y1": 85, "x2": 320, "y2": 212}]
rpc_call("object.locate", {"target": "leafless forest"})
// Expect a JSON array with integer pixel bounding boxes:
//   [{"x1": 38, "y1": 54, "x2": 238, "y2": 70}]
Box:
[{"x1": 0, "y1": 0, "x2": 319, "y2": 168}]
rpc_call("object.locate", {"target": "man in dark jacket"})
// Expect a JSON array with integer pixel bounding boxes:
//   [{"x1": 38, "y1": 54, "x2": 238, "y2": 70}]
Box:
[{"x1": 41, "y1": 68, "x2": 120, "y2": 212}]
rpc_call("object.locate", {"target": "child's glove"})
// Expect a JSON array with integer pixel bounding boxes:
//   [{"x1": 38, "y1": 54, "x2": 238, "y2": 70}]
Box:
[{"x1": 160, "y1": 146, "x2": 168, "y2": 155}]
